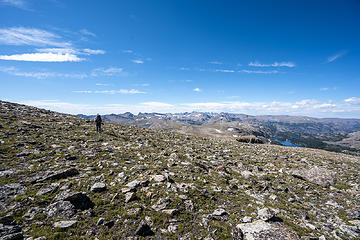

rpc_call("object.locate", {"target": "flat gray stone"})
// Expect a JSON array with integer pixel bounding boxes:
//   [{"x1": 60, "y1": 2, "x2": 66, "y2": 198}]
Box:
[
  {"x1": 53, "y1": 220, "x2": 77, "y2": 229},
  {"x1": 235, "y1": 220, "x2": 299, "y2": 240},
  {"x1": 91, "y1": 182, "x2": 106, "y2": 192}
]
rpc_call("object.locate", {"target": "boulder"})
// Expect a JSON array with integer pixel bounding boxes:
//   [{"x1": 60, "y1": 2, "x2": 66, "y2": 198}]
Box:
[
  {"x1": 135, "y1": 221, "x2": 154, "y2": 237},
  {"x1": 53, "y1": 220, "x2": 77, "y2": 229},
  {"x1": 40, "y1": 168, "x2": 79, "y2": 182},
  {"x1": 90, "y1": 182, "x2": 106, "y2": 192},
  {"x1": 54, "y1": 191, "x2": 94, "y2": 210},
  {"x1": 235, "y1": 220, "x2": 299, "y2": 240},
  {"x1": 125, "y1": 192, "x2": 137, "y2": 203},
  {"x1": 46, "y1": 201, "x2": 75, "y2": 219},
  {"x1": 291, "y1": 166, "x2": 336, "y2": 187}
]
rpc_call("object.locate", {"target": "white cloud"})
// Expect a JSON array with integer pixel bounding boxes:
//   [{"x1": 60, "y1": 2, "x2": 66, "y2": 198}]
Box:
[
  {"x1": 82, "y1": 48, "x2": 105, "y2": 55},
  {"x1": 19, "y1": 98, "x2": 360, "y2": 117},
  {"x1": 0, "y1": 47, "x2": 106, "y2": 62},
  {"x1": 209, "y1": 61, "x2": 222, "y2": 65},
  {"x1": 73, "y1": 89, "x2": 146, "y2": 94},
  {"x1": 0, "y1": 66, "x2": 125, "y2": 79},
  {"x1": 0, "y1": 28, "x2": 104, "y2": 62},
  {"x1": 95, "y1": 83, "x2": 109, "y2": 86},
  {"x1": 0, "y1": 52, "x2": 83, "y2": 62},
  {"x1": 0, "y1": 27, "x2": 70, "y2": 47},
  {"x1": 0, "y1": 66, "x2": 88, "y2": 79},
  {"x1": 36, "y1": 48, "x2": 105, "y2": 55},
  {"x1": 344, "y1": 97, "x2": 360, "y2": 104},
  {"x1": 193, "y1": 88, "x2": 201, "y2": 92},
  {"x1": 80, "y1": 29, "x2": 96, "y2": 37},
  {"x1": 91, "y1": 67, "x2": 125, "y2": 76},
  {"x1": 239, "y1": 70, "x2": 279, "y2": 74},
  {"x1": 326, "y1": 51, "x2": 347, "y2": 63},
  {"x1": 248, "y1": 61, "x2": 295, "y2": 67},
  {"x1": 215, "y1": 69, "x2": 235, "y2": 73},
  {"x1": 123, "y1": 50, "x2": 133, "y2": 53},
  {"x1": 320, "y1": 87, "x2": 329, "y2": 91},
  {"x1": 131, "y1": 59, "x2": 144, "y2": 64}
]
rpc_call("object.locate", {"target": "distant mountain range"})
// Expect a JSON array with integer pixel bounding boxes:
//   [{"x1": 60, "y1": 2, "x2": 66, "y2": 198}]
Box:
[{"x1": 78, "y1": 112, "x2": 360, "y2": 155}]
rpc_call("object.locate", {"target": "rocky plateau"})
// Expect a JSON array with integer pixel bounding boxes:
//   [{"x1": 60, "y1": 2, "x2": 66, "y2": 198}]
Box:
[{"x1": 0, "y1": 100, "x2": 359, "y2": 239}]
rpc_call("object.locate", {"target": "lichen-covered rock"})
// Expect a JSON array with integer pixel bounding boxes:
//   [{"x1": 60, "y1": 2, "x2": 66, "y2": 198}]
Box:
[
  {"x1": 0, "y1": 184, "x2": 26, "y2": 202},
  {"x1": 46, "y1": 201, "x2": 75, "y2": 219},
  {"x1": 235, "y1": 220, "x2": 299, "y2": 240},
  {"x1": 291, "y1": 166, "x2": 336, "y2": 187}
]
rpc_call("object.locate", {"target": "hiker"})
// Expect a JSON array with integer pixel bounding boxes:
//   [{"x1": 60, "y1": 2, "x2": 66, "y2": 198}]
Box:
[{"x1": 94, "y1": 114, "x2": 102, "y2": 133}]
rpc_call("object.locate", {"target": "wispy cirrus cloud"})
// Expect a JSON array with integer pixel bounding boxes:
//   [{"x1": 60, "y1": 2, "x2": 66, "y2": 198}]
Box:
[
  {"x1": 0, "y1": 52, "x2": 83, "y2": 62},
  {"x1": 73, "y1": 89, "x2": 146, "y2": 95},
  {"x1": 344, "y1": 97, "x2": 360, "y2": 104},
  {"x1": 209, "y1": 61, "x2": 222, "y2": 65},
  {"x1": 131, "y1": 59, "x2": 144, "y2": 64},
  {"x1": 91, "y1": 67, "x2": 125, "y2": 76},
  {"x1": 239, "y1": 69, "x2": 279, "y2": 74},
  {"x1": 36, "y1": 48, "x2": 105, "y2": 55},
  {"x1": 79, "y1": 29, "x2": 96, "y2": 37},
  {"x1": 0, "y1": 28, "x2": 105, "y2": 62},
  {"x1": 193, "y1": 88, "x2": 201, "y2": 92},
  {"x1": 248, "y1": 61, "x2": 295, "y2": 67},
  {"x1": 0, "y1": 27, "x2": 71, "y2": 47},
  {"x1": 325, "y1": 51, "x2": 347, "y2": 63},
  {"x1": 0, "y1": 66, "x2": 126, "y2": 79},
  {"x1": 215, "y1": 69, "x2": 235, "y2": 73},
  {"x1": 0, "y1": 66, "x2": 87, "y2": 78}
]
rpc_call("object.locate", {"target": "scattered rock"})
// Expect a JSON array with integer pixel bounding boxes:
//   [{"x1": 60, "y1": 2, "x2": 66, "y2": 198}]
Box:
[
  {"x1": 151, "y1": 175, "x2": 166, "y2": 183},
  {"x1": 90, "y1": 182, "x2": 106, "y2": 192},
  {"x1": 162, "y1": 209, "x2": 178, "y2": 215},
  {"x1": 53, "y1": 220, "x2": 77, "y2": 229},
  {"x1": 135, "y1": 220, "x2": 154, "y2": 237},
  {"x1": 54, "y1": 191, "x2": 94, "y2": 210},
  {"x1": 235, "y1": 220, "x2": 299, "y2": 240},
  {"x1": 24, "y1": 207, "x2": 43, "y2": 220},
  {"x1": 291, "y1": 166, "x2": 336, "y2": 187},
  {"x1": 0, "y1": 225, "x2": 23, "y2": 240},
  {"x1": 152, "y1": 198, "x2": 170, "y2": 211},
  {"x1": 212, "y1": 208, "x2": 228, "y2": 217},
  {"x1": 97, "y1": 218, "x2": 104, "y2": 225},
  {"x1": 40, "y1": 168, "x2": 79, "y2": 182},
  {"x1": 46, "y1": 201, "x2": 75, "y2": 219},
  {"x1": 242, "y1": 216, "x2": 252, "y2": 223},
  {"x1": 125, "y1": 192, "x2": 137, "y2": 203},
  {"x1": 257, "y1": 208, "x2": 275, "y2": 221},
  {"x1": 36, "y1": 183, "x2": 59, "y2": 196},
  {"x1": 0, "y1": 183, "x2": 26, "y2": 201}
]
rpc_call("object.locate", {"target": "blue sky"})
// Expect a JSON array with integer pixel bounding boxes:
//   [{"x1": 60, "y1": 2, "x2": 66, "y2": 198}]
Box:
[{"x1": 0, "y1": 0, "x2": 360, "y2": 117}]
